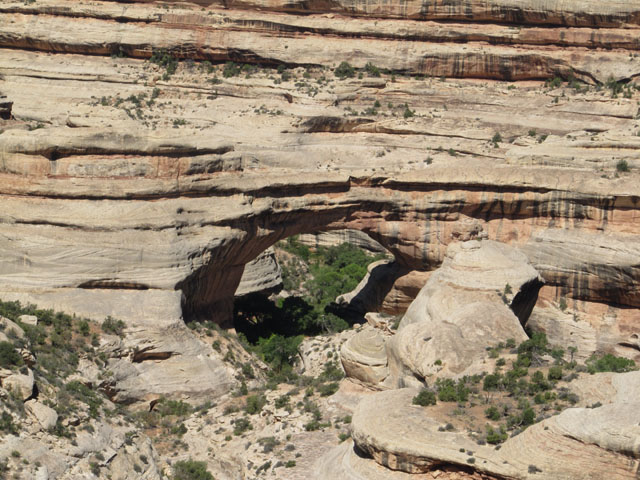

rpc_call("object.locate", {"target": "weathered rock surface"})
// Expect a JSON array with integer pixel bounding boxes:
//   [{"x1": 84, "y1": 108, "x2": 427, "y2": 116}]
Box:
[
  {"x1": 2, "y1": 368, "x2": 34, "y2": 400},
  {"x1": 342, "y1": 387, "x2": 640, "y2": 480},
  {"x1": 236, "y1": 247, "x2": 283, "y2": 297},
  {"x1": 0, "y1": 1, "x2": 639, "y2": 465},
  {"x1": 24, "y1": 399, "x2": 58, "y2": 430},
  {"x1": 386, "y1": 241, "x2": 541, "y2": 387},
  {"x1": 106, "y1": 324, "x2": 236, "y2": 404},
  {"x1": 336, "y1": 260, "x2": 431, "y2": 316},
  {"x1": 340, "y1": 326, "x2": 390, "y2": 386},
  {"x1": 569, "y1": 370, "x2": 640, "y2": 407},
  {"x1": 298, "y1": 230, "x2": 387, "y2": 254}
]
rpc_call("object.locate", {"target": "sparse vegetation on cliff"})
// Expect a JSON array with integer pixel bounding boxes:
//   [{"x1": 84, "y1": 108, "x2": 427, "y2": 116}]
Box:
[
  {"x1": 172, "y1": 459, "x2": 214, "y2": 480},
  {"x1": 410, "y1": 332, "x2": 637, "y2": 445}
]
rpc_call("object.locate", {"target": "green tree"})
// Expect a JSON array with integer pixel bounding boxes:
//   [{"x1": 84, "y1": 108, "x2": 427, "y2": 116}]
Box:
[{"x1": 0, "y1": 342, "x2": 22, "y2": 368}]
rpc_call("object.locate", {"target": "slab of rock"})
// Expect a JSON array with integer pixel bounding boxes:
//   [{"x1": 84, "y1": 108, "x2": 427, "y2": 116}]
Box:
[
  {"x1": 340, "y1": 326, "x2": 389, "y2": 386},
  {"x1": 235, "y1": 247, "x2": 282, "y2": 297},
  {"x1": 2, "y1": 368, "x2": 34, "y2": 400},
  {"x1": 350, "y1": 388, "x2": 520, "y2": 477},
  {"x1": 336, "y1": 260, "x2": 430, "y2": 316},
  {"x1": 18, "y1": 314, "x2": 37, "y2": 326},
  {"x1": 0, "y1": 316, "x2": 25, "y2": 340},
  {"x1": 569, "y1": 370, "x2": 640, "y2": 407},
  {"x1": 298, "y1": 229, "x2": 387, "y2": 254},
  {"x1": 25, "y1": 399, "x2": 58, "y2": 430},
  {"x1": 347, "y1": 387, "x2": 640, "y2": 480}
]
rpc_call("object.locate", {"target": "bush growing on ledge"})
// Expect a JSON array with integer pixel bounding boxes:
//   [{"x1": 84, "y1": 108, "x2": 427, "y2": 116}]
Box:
[
  {"x1": 150, "y1": 49, "x2": 178, "y2": 80},
  {"x1": 102, "y1": 316, "x2": 126, "y2": 337},
  {"x1": 586, "y1": 354, "x2": 636, "y2": 374},
  {"x1": 0, "y1": 341, "x2": 22, "y2": 368},
  {"x1": 412, "y1": 388, "x2": 437, "y2": 406},
  {"x1": 223, "y1": 61, "x2": 241, "y2": 78},
  {"x1": 364, "y1": 62, "x2": 381, "y2": 77},
  {"x1": 334, "y1": 61, "x2": 355, "y2": 79},
  {"x1": 172, "y1": 459, "x2": 214, "y2": 480},
  {"x1": 245, "y1": 394, "x2": 267, "y2": 415},
  {"x1": 616, "y1": 159, "x2": 630, "y2": 173}
]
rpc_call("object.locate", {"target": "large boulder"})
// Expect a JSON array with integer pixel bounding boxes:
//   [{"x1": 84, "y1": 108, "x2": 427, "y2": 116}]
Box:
[
  {"x1": 340, "y1": 326, "x2": 389, "y2": 386},
  {"x1": 2, "y1": 368, "x2": 34, "y2": 400},
  {"x1": 386, "y1": 240, "x2": 543, "y2": 387},
  {"x1": 25, "y1": 399, "x2": 58, "y2": 430}
]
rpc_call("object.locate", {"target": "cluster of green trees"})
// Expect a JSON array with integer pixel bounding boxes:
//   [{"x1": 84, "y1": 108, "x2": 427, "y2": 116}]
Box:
[{"x1": 234, "y1": 238, "x2": 383, "y2": 378}]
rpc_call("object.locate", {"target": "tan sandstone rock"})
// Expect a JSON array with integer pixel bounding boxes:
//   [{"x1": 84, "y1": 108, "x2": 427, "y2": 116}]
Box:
[
  {"x1": 25, "y1": 399, "x2": 58, "y2": 430},
  {"x1": 386, "y1": 240, "x2": 542, "y2": 387}
]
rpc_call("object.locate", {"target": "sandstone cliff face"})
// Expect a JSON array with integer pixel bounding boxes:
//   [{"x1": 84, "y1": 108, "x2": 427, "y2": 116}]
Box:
[
  {"x1": 1, "y1": 0, "x2": 639, "y2": 428},
  {"x1": 1, "y1": 0, "x2": 640, "y2": 478}
]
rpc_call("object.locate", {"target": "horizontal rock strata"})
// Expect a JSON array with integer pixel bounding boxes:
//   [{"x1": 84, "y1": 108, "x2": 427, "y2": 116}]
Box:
[{"x1": 1, "y1": 0, "x2": 639, "y2": 403}]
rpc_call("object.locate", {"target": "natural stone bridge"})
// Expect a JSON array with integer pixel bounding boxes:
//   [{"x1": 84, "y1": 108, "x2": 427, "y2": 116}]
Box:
[{"x1": 0, "y1": 159, "x2": 638, "y2": 362}]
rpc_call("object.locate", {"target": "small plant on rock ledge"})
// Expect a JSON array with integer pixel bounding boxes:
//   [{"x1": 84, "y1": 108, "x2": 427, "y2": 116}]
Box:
[
  {"x1": 616, "y1": 159, "x2": 630, "y2": 173},
  {"x1": 334, "y1": 61, "x2": 355, "y2": 79}
]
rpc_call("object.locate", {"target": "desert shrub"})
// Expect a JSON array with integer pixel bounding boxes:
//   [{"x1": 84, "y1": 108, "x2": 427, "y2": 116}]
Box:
[
  {"x1": 154, "y1": 398, "x2": 192, "y2": 417},
  {"x1": 257, "y1": 334, "x2": 303, "y2": 373},
  {"x1": 0, "y1": 341, "x2": 22, "y2": 368},
  {"x1": 334, "y1": 61, "x2": 355, "y2": 79},
  {"x1": 483, "y1": 373, "x2": 503, "y2": 391},
  {"x1": 521, "y1": 407, "x2": 536, "y2": 426},
  {"x1": 545, "y1": 77, "x2": 563, "y2": 88},
  {"x1": 77, "y1": 320, "x2": 90, "y2": 336},
  {"x1": 364, "y1": 62, "x2": 381, "y2": 77},
  {"x1": 233, "y1": 417, "x2": 252, "y2": 436},
  {"x1": 172, "y1": 459, "x2": 214, "y2": 480},
  {"x1": 486, "y1": 425, "x2": 507, "y2": 444},
  {"x1": 223, "y1": 62, "x2": 241, "y2": 78},
  {"x1": 171, "y1": 423, "x2": 188, "y2": 436},
  {"x1": 258, "y1": 436, "x2": 279, "y2": 453},
  {"x1": 485, "y1": 406, "x2": 501, "y2": 421},
  {"x1": 403, "y1": 104, "x2": 415, "y2": 119},
  {"x1": 245, "y1": 394, "x2": 267, "y2": 415},
  {"x1": 586, "y1": 354, "x2": 635, "y2": 373},
  {"x1": 436, "y1": 378, "x2": 469, "y2": 402},
  {"x1": 412, "y1": 389, "x2": 436, "y2": 406},
  {"x1": 63, "y1": 381, "x2": 103, "y2": 418},
  {"x1": 275, "y1": 394, "x2": 290, "y2": 409},
  {"x1": 150, "y1": 49, "x2": 178, "y2": 79},
  {"x1": 317, "y1": 382, "x2": 339, "y2": 397},
  {"x1": 240, "y1": 362, "x2": 255, "y2": 379},
  {"x1": 102, "y1": 316, "x2": 126, "y2": 336},
  {"x1": 547, "y1": 366, "x2": 563, "y2": 381},
  {"x1": 0, "y1": 412, "x2": 17, "y2": 434},
  {"x1": 616, "y1": 160, "x2": 630, "y2": 173}
]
